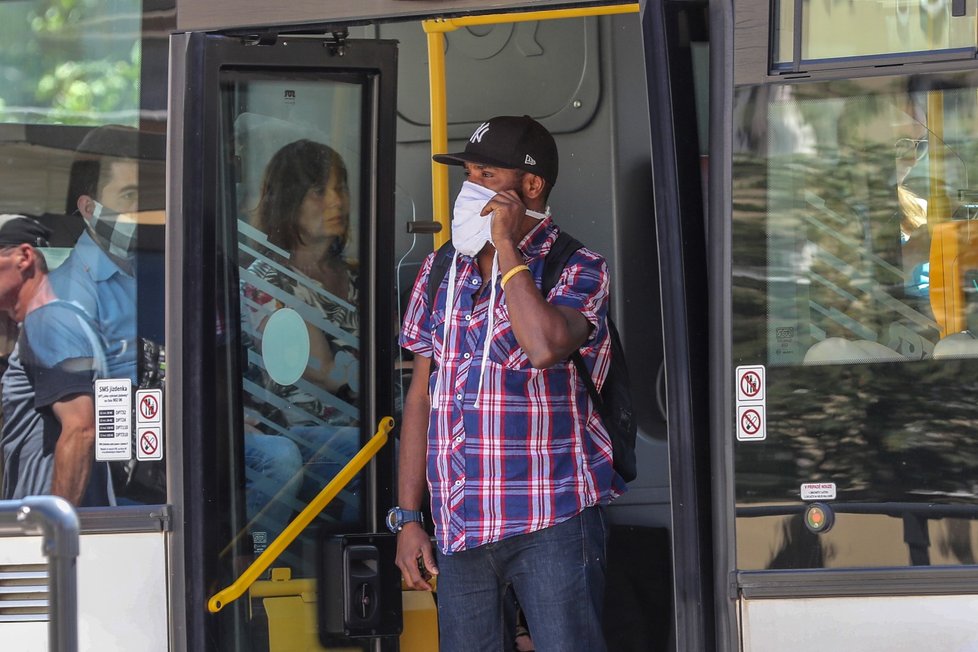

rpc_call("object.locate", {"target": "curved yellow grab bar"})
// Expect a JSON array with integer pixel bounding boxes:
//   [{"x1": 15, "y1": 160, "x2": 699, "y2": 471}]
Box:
[{"x1": 207, "y1": 416, "x2": 395, "y2": 613}]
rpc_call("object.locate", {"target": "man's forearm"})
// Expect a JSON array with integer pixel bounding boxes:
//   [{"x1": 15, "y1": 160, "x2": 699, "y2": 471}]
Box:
[{"x1": 51, "y1": 423, "x2": 96, "y2": 505}]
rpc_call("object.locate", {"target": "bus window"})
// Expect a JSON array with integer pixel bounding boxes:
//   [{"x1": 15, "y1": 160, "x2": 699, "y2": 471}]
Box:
[
  {"x1": 0, "y1": 0, "x2": 168, "y2": 509},
  {"x1": 224, "y1": 75, "x2": 367, "y2": 564},
  {"x1": 772, "y1": 0, "x2": 977, "y2": 71},
  {"x1": 732, "y1": 73, "x2": 978, "y2": 570}
]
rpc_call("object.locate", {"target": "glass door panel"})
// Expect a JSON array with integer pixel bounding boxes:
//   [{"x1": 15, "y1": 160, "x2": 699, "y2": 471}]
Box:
[
  {"x1": 731, "y1": 72, "x2": 978, "y2": 570},
  {"x1": 224, "y1": 73, "x2": 367, "y2": 564},
  {"x1": 170, "y1": 33, "x2": 397, "y2": 651}
]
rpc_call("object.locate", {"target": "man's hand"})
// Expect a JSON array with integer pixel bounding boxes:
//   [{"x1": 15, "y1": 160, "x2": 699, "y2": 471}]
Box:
[
  {"x1": 395, "y1": 522, "x2": 438, "y2": 591},
  {"x1": 483, "y1": 189, "x2": 528, "y2": 251}
]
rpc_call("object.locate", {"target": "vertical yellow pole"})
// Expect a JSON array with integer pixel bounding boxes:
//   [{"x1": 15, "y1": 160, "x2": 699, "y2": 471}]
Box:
[
  {"x1": 427, "y1": 28, "x2": 451, "y2": 249},
  {"x1": 926, "y1": 91, "x2": 949, "y2": 223}
]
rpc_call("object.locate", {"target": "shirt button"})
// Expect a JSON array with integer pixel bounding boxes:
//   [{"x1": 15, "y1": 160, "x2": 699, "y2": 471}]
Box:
[
  {"x1": 465, "y1": 314, "x2": 472, "y2": 321},
  {"x1": 463, "y1": 352, "x2": 471, "y2": 359},
  {"x1": 455, "y1": 480, "x2": 462, "y2": 486},
  {"x1": 455, "y1": 436, "x2": 463, "y2": 443},
  {"x1": 456, "y1": 393, "x2": 463, "y2": 400},
  {"x1": 471, "y1": 278, "x2": 480, "y2": 285}
]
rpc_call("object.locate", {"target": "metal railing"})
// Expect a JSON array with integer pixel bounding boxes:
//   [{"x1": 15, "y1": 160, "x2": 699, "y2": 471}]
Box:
[{"x1": 0, "y1": 496, "x2": 80, "y2": 652}]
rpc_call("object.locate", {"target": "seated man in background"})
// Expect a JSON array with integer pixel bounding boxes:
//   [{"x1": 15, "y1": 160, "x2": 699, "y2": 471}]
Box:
[{"x1": 0, "y1": 215, "x2": 115, "y2": 506}]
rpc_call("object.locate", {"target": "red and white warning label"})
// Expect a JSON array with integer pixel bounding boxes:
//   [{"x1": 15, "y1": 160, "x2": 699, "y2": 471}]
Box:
[
  {"x1": 801, "y1": 482, "x2": 836, "y2": 500},
  {"x1": 735, "y1": 365, "x2": 766, "y2": 442},
  {"x1": 736, "y1": 365, "x2": 765, "y2": 403},
  {"x1": 736, "y1": 404, "x2": 766, "y2": 441},
  {"x1": 135, "y1": 389, "x2": 164, "y2": 461},
  {"x1": 137, "y1": 426, "x2": 163, "y2": 461}
]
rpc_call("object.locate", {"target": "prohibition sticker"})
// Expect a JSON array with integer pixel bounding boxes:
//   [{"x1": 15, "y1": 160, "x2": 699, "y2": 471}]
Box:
[
  {"x1": 736, "y1": 365, "x2": 765, "y2": 402},
  {"x1": 94, "y1": 378, "x2": 132, "y2": 461},
  {"x1": 737, "y1": 404, "x2": 766, "y2": 441},
  {"x1": 135, "y1": 389, "x2": 163, "y2": 425},
  {"x1": 137, "y1": 426, "x2": 163, "y2": 461}
]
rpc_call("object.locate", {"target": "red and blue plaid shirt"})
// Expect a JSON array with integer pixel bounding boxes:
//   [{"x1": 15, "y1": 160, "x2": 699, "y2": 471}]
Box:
[{"x1": 399, "y1": 217, "x2": 626, "y2": 554}]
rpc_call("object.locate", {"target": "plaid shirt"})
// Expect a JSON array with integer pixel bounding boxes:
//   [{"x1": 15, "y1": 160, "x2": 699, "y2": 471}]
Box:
[{"x1": 399, "y1": 217, "x2": 625, "y2": 554}]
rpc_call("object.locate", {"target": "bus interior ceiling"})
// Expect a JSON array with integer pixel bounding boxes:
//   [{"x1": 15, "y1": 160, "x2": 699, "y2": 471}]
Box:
[{"x1": 374, "y1": 10, "x2": 675, "y2": 649}]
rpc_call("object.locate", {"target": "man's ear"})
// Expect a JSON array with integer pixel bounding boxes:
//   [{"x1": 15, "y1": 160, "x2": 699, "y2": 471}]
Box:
[
  {"x1": 15, "y1": 244, "x2": 34, "y2": 271},
  {"x1": 77, "y1": 194, "x2": 96, "y2": 219},
  {"x1": 521, "y1": 173, "x2": 546, "y2": 201}
]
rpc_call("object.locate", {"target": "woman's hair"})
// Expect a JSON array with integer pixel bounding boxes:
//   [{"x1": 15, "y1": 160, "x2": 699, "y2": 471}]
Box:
[{"x1": 253, "y1": 139, "x2": 348, "y2": 252}]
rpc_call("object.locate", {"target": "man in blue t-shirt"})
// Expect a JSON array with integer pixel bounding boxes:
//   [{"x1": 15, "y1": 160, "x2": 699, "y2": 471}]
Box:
[{"x1": 0, "y1": 215, "x2": 114, "y2": 506}]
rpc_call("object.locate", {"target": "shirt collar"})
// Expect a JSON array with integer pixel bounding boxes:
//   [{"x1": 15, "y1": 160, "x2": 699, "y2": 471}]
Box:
[
  {"x1": 72, "y1": 231, "x2": 128, "y2": 281},
  {"x1": 517, "y1": 215, "x2": 557, "y2": 260}
]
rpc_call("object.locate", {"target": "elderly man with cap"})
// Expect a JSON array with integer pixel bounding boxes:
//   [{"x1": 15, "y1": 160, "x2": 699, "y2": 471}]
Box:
[
  {"x1": 0, "y1": 214, "x2": 115, "y2": 506},
  {"x1": 393, "y1": 116, "x2": 625, "y2": 651}
]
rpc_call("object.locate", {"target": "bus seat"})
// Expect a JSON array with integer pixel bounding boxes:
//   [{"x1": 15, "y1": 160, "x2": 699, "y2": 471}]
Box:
[
  {"x1": 803, "y1": 337, "x2": 904, "y2": 365},
  {"x1": 932, "y1": 331, "x2": 978, "y2": 359},
  {"x1": 929, "y1": 221, "x2": 978, "y2": 337}
]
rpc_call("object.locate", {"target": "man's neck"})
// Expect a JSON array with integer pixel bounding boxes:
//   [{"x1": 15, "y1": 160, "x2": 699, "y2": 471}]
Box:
[{"x1": 14, "y1": 274, "x2": 53, "y2": 323}]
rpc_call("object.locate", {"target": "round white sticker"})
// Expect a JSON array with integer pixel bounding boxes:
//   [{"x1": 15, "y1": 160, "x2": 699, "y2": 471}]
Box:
[{"x1": 261, "y1": 308, "x2": 310, "y2": 386}]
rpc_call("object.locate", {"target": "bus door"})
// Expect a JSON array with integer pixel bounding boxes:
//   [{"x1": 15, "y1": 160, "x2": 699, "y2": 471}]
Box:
[
  {"x1": 719, "y1": 1, "x2": 978, "y2": 650},
  {"x1": 167, "y1": 31, "x2": 398, "y2": 651}
]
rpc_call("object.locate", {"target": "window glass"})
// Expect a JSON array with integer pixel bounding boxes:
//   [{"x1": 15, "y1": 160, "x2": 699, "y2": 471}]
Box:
[
  {"x1": 772, "y1": 0, "x2": 976, "y2": 69},
  {"x1": 732, "y1": 73, "x2": 978, "y2": 569},
  {"x1": 222, "y1": 74, "x2": 366, "y2": 567},
  {"x1": 0, "y1": 0, "x2": 143, "y2": 125},
  {"x1": 0, "y1": 0, "x2": 169, "y2": 510}
]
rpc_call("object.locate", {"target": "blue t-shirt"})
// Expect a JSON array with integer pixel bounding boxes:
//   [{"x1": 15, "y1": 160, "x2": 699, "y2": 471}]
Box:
[
  {"x1": 0, "y1": 301, "x2": 112, "y2": 506},
  {"x1": 49, "y1": 231, "x2": 137, "y2": 382}
]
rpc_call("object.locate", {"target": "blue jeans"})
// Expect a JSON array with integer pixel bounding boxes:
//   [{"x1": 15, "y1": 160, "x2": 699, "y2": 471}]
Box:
[
  {"x1": 244, "y1": 432, "x2": 303, "y2": 548},
  {"x1": 435, "y1": 506, "x2": 608, "y2": 652}
]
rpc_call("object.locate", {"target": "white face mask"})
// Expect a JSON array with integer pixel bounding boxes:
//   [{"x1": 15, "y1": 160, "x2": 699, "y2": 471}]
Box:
[{"x1": 451, "y1": 181, "x2": 496, "y2": 257}]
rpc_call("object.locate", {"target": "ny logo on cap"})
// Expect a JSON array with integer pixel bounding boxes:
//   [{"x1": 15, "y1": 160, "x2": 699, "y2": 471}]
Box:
[{"x1": 470, "y1": 122, "x2": 490, "y2": 144}]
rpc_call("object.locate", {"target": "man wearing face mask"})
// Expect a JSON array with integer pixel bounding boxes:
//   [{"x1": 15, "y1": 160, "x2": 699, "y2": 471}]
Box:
[
  {"x1": 29, "y1": 125, "x2": 154, "y2": 505},
  {"x1": 394, "y1": 115, "x2": 625, "y2": 651}
]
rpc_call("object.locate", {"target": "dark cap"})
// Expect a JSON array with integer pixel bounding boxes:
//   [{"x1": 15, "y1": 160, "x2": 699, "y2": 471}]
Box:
[
  {"x1": 0, "y1": 215, "x2": 50, "y2": 248},
  {"x1": 433, "y1": 115, "x2": 558, "y2": 186}
]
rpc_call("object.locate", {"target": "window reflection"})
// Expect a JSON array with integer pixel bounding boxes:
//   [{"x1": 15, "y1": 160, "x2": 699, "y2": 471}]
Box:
[
  {"x1": 732, "y1": 74, "x2": 978, "y2": 569},
  {"x1": 227, "y1": 79, "x2": 365, "y2": 564},
  {"x1": 0, "y1": 0, "x2": 144, "y2": 125},
  {"x1": 773, "y1": 0, "x2": 977, "y2": 68},
  {"x1": 0, "y1": 124, "x2": 166, "y2": 507}
]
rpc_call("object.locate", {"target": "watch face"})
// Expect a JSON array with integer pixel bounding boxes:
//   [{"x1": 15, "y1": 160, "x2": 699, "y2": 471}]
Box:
[{"x1": 386, "y1": 507, "x2": 401, "y2": 533}]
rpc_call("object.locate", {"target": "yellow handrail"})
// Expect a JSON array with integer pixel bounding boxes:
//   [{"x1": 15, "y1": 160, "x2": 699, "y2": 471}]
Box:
[
  {"x1": 422, "y1": 3, "x2": 640, "y2": 248},
  {"x1": 207, "y1": 416, "x2": 395, "y2": 613}
]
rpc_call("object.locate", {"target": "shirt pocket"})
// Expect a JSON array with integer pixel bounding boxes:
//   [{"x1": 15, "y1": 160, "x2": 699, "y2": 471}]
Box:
[{"x1": 486, "y1": 304, "x2": 531, "y2": 370}]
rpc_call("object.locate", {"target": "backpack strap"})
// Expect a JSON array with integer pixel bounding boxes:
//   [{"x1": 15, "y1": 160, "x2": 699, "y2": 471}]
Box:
[
  {"x1": 426, "y1": 240, "x2": 456, "y2": 311},
  {"x1": 541, "y1": 231, "x2": 604, "y2": 410},
  {"x1": 541, "y1": 231, "x2": 583, "y2": 295},
  {"x1": 425, "y1": 240, "x2": 456, "y2": 375}
]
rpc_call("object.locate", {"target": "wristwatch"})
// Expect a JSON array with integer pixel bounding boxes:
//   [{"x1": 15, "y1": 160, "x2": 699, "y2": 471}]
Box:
[{"x1": 386, "y1": 506, "x2": 424, "y2": 533}]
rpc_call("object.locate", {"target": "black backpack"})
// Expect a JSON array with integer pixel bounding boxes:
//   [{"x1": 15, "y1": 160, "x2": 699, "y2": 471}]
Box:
[{"x1": 426, "y1": 232, "x2": 638, "y2": 482}]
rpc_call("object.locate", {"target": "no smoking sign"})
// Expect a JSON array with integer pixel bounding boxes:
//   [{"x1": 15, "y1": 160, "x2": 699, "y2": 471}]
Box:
[
  {"x1": 737, "y1": 405, "x2": 766, "y2": 441},
  {"x1": 137, "y1": 426, "x2": 163, "y2": 461}
]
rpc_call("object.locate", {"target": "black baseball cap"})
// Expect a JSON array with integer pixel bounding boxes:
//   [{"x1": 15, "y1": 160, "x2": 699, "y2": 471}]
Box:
[
  {"x1": 433, "y1": 115, "x2": 558, "y2": 187},
  {"x1": 0, "y1": 215, "x2": 51, "y2": 247}
]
